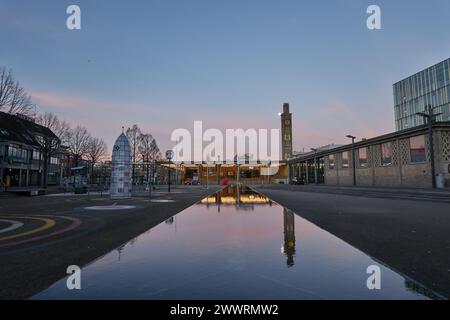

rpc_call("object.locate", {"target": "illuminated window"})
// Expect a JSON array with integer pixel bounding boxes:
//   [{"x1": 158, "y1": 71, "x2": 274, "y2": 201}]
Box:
[
  {"x1": 328, "y1": 154, "x2": 335, "y2": 169},
  {"x1": 358, "y1": 148, "x2": 368, "y2": 167},
  {"x1": 409, "y1": 135, "x2": 426, "y2": 163},
  {"x1": 341, "y1": 151, "x2": 349, "y2": 168},
  {"x1": 381, "y1": 143, "x2": 392, "y2": 166}
]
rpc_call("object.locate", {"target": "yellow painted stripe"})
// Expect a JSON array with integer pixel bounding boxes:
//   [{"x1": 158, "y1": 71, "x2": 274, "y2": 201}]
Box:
[{"x1": 0, "y1": 217, "x2": 56, "y2": 241}]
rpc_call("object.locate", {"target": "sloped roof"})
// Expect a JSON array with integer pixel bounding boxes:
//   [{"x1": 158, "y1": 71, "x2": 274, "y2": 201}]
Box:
[{"x1": 0, "y1": 111, "x2": 59, "y2": 147}]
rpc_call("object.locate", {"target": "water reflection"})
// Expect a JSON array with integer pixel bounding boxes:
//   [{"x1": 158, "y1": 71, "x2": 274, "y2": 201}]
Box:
[
  {"x1": 165, "y1": 217, "x2": 174, "y2": 224},
  {"x1": 200, "y1": 185, "x2": 271, "y2": 210},
  {"x1": 33, "y1": 186, "x2": 438, "y2": 300},
  {"x1": 204, "y1": 187, "x2": 297, "y2": 267}
]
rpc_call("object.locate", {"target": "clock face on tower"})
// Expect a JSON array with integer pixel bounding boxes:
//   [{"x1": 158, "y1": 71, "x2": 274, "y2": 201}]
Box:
[{"x1": 281, "y1": 103, "x2": 293, "y2": 160}]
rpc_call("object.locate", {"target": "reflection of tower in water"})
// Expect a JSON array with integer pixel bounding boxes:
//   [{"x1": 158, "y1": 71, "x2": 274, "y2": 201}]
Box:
[{"x1": 283, "y1": 208, "x2": 296, "y2": 267}]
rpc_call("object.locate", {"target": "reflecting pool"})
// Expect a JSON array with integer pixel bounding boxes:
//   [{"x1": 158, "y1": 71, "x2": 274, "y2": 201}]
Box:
[{"x1": 34, "y1": 186, "x2": 435, "y2": 300}]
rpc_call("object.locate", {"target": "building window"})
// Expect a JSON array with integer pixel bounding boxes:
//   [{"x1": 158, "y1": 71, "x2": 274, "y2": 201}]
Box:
[
  {"x1": 50, "y1": 157, "x2": 59, "y2": 165},
  {"x1": 409, "y1": 135, "x2": 426, "y2": 163},
  {"x1": 284, "y1": 134, "x2": 291, "y2": 141},
  {"x1": 33, "y1": 150, "x2": 41, "y2": 160},
  {"x1": 358, "y1": 147, "x2": 368, "y2": 167},
  {"x1": 341, "y1": 151, "x2": 349, "y2": 168},
  {"x1": 328, "y1": 154, "x2": 335, "y2": 169},
  {"x1": 381, "y1": 143, "x2": 392, "y2": 166},
  {"x1": 8, "y1": 146, "x2": 26, "y2": 159},
  {"x1": 285, "y1": 120, "x2": 290, "y2": 126}
]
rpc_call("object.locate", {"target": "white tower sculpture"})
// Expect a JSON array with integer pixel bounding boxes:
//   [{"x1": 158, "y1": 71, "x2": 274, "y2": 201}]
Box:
[{"x1": 110, "y1": 130, "x2": 132, "y2": 199}]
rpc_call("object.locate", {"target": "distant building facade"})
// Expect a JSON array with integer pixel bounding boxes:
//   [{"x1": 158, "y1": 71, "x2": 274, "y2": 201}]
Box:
[
  {"x1": 281, "y1": 103, "x2": 293, "y2": 160},
  {"x1": 110, "y1": 132, "x2": 132, "y2": 199},
  {"x1": 394, "y1": 58, "x2": 450, "y2": 131},
  {"x1": 0, "y1": 112, "x2": 61, "y2": 188}
]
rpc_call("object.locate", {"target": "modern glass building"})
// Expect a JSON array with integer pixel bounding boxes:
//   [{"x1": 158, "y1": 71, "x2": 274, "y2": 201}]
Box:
[{"x1": 394, "y1": 58, "x2": 450, "y2": 131}]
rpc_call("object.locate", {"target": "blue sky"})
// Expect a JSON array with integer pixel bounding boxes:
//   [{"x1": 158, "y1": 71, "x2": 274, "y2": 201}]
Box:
[{"x1": 1, "y1": 0, "x2": 450, "y2": 152}]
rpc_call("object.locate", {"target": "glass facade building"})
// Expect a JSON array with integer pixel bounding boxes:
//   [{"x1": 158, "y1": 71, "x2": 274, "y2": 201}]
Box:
[{"x1": 394, "y1": 58, "x2": 450, "y2": 131}]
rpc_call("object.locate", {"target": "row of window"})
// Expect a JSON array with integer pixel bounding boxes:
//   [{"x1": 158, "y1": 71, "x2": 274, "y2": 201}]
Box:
[
  {"x1": 1, "y1": 145, "x2": 59, "y2": 164},
  {"x1": 328, "y1": 135, "x2": 427, "y2": 169},
  {"x1": 393, "y1": 59, "x2": 450, "y2": 105}
]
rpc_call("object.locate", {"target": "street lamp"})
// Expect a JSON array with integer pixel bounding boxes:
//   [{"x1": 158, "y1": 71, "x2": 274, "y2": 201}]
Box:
[
  {"x1": 346, "y1": 135, "x2": 356, "y2": 186},
  {"x1": 417, "y1": 105, "x2": 442, "y2": 189},
  {"x1": 206, "y1": 156, "x2": 210, "y2": 190},
  {"x1": 165, "y1": 150, "x2": 174, "y2": 192},
  {"x1": 217, "y1": 155, "x2": 221, "y2": 185}
]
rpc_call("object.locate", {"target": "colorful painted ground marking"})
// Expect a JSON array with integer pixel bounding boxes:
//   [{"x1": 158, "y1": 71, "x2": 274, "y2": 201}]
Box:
[
  {"x1": 0, "y1": 216, "x2": 82, "y2": 248},
  {"x1": 0, "y1": 217, "x2": 55, "y2": 241},
  {"x1": 0, "y1": 220, "x2": 24, "y2": 234}
]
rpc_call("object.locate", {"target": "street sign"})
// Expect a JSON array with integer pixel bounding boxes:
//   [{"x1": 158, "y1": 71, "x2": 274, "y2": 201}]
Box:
[{"x1": 166, "y1": 150, "x2": 174, "y2": 160}]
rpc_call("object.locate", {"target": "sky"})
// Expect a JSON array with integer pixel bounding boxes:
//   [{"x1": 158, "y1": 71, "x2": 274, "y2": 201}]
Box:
[{"x1": 1, "y1": 0, "x2": 450, "y2": 154}]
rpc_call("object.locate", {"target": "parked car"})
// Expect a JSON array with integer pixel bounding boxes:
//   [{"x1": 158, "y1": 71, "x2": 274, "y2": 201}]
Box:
[
  {"x1": 290, "y1": 177, "x2": 304, "y2": 185},
  {"x1": 184, "y1": 178, "x2": 200, "y2": 185}
]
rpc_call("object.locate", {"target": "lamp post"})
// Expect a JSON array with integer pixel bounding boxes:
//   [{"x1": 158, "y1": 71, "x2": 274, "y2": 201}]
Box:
[
  {"x1": 346, "y1": 135, "x2": 356, "y2": 186},
  {"x1": 217, "y1": 155, "x2": 221, "y2": 185},
  {"x1": 310, "y1": 148, "x2": 318, "y2": 184},
  {"x1": 165, "y1": 150, "x2": 174, "y2": 193},
  {"x1": 417, "y1": 105, "x2": 442, "y2": 189},
  {"x1": 206, "y1": 156, "x2": 210, "y2": 190}
]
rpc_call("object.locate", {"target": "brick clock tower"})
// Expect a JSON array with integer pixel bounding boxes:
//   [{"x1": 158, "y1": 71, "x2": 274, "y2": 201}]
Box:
[{"x1": 280, "y1": 103, "x2": 293, "y2": 160}]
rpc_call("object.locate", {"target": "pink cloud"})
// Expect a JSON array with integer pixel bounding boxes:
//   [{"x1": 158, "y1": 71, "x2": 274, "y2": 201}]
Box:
[{"x1": 29, "y1": 89, "x2": 177, "y2": 154}]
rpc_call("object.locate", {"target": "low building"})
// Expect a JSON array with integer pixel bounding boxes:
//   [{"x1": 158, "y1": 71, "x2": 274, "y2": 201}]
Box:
[
  {"x1": 394, "y1": 58, "x2": 450, "y2": 131},
  {"x1": 163, "y1": 160, "x2": 288, "y2": 186},
  {"x1": 0, "y1": 112, "x2": 61, "y2": 188},
  {"x1": 288, "y1": 122, "x2": 450, "y2": 188}
]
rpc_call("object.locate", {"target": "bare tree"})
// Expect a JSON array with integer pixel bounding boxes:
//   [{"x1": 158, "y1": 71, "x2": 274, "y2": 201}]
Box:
[
  {"x1": 0, "y1": 66, "x2": 35, "y2": 116},
  {"x1": 36, "y1": 112, "x2": 71, "y2": 143},
  {"x1": 126, "y1": 124, "x2": 141, "y2": 183},
  {"x1": 0, "y1": 67, "x2": 14, "y2": 108},
  {"x1": 149, "y1": 138, "x2": 161, "y2": 161},
  {"x1": 35, "y1": 134, "x2": 61, "y2": 188},
  {"x1": 8, "y1": 81, "x2": 35, "y2": 116},
  {"x1": 86, "y1": 136, "x2": 108, "y2": 181},
  {"x1": 67, "y1": 126, "x2": 91, "y2": 167}
]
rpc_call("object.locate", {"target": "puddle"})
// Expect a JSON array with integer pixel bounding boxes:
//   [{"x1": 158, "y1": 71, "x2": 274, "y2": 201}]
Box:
[{"x1": 33, "y1": 186, "x2": 436, "y2": 300}]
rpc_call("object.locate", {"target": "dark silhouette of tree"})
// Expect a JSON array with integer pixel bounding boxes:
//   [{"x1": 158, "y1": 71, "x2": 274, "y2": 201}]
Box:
[
  {"x1": 0, "y1": 67, "x2": 35, "y2": 116},
  {"x1": 86, "y1": 136, "x2": 108, "y2": 181},
  {"x1": 126, "y1": 124, "x2": 141, "y2": 183},
  {"x1": 67, "y1": 126, "x2": 91, "y2": 167}
]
